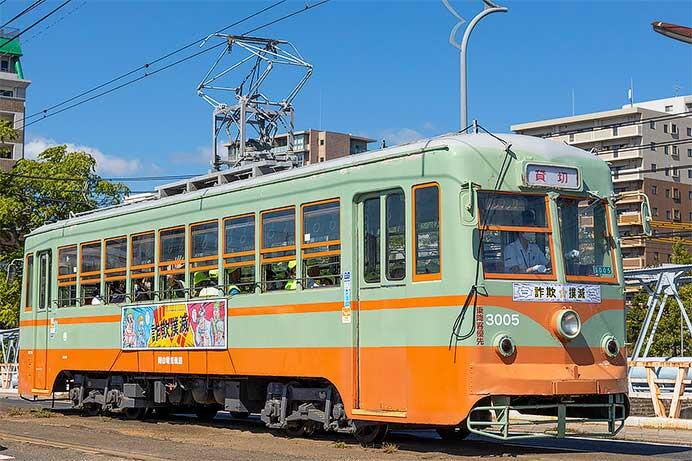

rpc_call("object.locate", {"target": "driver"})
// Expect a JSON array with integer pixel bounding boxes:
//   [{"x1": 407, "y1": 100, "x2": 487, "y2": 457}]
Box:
[{"x1": 503, "y1": 210, "x2": 549, "y2": 274}]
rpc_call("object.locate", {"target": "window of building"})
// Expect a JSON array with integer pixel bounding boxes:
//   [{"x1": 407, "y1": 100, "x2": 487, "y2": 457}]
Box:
[
  {"x1": 650, "y1": 142, "x2": 656, "y2": 151},
  {"x1": 652, "y1": 207, "x2": 658, "y2": 217},
  {"x1": 665, "y1": 168, "x2": 670, "y2": 177},
  {"x1": 386, "y1": 192, "x2": 406, "y2": 281},
  {"x1": 650, "y1": 121, "x2": 656, "y2": 129},
  {"x1": 673, "y1": 145, "x2": 679, "y2": 156},
  {"x1": 688, "y1": 148, "x2": 692, "y2": 158},
  {"x1": 672, "y1": 123, "x2": 678, "y2": 134},
  {"x1": 0, "y1": 59, "x2": 8, "y2": 72},
  {"x1": 651, "y1": 185, "x2": 657, "y2": 195},
  {"x1": 665, "y1": 105, "x2": 673, "y2": 113},
  {"x1": 131, "y1": 232, "x2": 154, "y2": 301},
  {"x1": 58, "y1": 245, "x2": 77, "y2": 307},
  {"x1": 413, "y1": 183, "x2": 441, "y2": 281},
  {"x1": 80, "y1": 241, "x2": 102, "y2": 305},
  {"x1": 302, "y1": 199, "x2": 341, "y2": 289},
  {"x1": 651, "y1": 163, "x2": 657, "y2": 172},
  {"x1": 159, "y1": 227, "x2": 186, "y2": 300},
  {"x1": 673, "y1": 167, "x2": 679, "y2": 177},
  {"x1": 261, "y1": 207, "x2": 296, "y2": 291},
  {"x1": 665, "y1": 189, "x2": 670, "y2": 198},
  {"x1": 363, "y1": 197, "x2": 380, "y2": 283},
  {"x1": 689, "y1": 170, "x2": 692, "y2": 179},
  {"x1": 666, "y1": 210, "x2": 671, "y2": 220},
  {"x1": 319, "y1": 139, "x2": 325, "y2": 146},
  {"x1": 674, "y1": 209, "x2": 681, "y2": 221},
  {"x1": 105, "y1": 237, "x2": 127, "y2": 303},
  {"x1": 24, "y1": 254, "x2": 33, "y2": 311},
  {"x1": 664, "y1": 145, "x2": 670, "y2": 155},
  {"x1": 612, "y1": 126, "x2": 618, "y2": 136},
  {"x1": 664, "y1": 124, "x2": 669, "y2": 133},
  {"x1": 687, "y1": 127, "x2": 692, "y2": 137},
  {"x1": 477, "y1": 193, "x2": 554, "y2": 280},
  {"x1": 223, "y1": 214, "x2": 255, "y2": 295},
  {"x1": 569, "y1": 134, "x2": 574, "y2": 142},
  {"x1": 190, "y1": 220, "x2": 219, "y2": 297}
]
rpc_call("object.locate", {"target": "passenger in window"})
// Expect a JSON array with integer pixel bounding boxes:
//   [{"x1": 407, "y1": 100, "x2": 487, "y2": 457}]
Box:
[
  {"x1": 164, "y1": 273, "x2": 186, "y2": 299},
  {"x1": 194, "y1": 270, "x2": 222, "y2": 297},
  {"x1": 110, "y1": 280, "x2": 126, "y2": 303},
  {"x1": 284, "y1": 260, "x2": 297, "y2": 290},
  {"x1": 134, "y1": 278, "x2": 153, "y2": 301},
  {"x1": 503, "y1": 211, "x2": 549, "y2": 274},
  {"x1": 226, "y1": 267, "x2": 242, "y2": 296},
  {"x1": 306, "y1": 265, "x2": 322, "y2": 289},
  {"x1": 91, "y1": 289, "x2": 103, "y2": 305}
]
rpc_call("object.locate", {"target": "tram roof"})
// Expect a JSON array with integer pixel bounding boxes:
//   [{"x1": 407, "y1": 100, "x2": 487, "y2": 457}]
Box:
[{"x1": 30, "y1": 132, "x2": 602, "y2": 237}]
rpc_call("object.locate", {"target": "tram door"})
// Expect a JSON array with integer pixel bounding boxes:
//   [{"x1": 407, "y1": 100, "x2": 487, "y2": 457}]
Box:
[
  {"x1": 33, "y1": 250, "x2": 51, "y2": 391},
  {"x1": 356, "y1": 191, "x2": 408, "y2": 413}
]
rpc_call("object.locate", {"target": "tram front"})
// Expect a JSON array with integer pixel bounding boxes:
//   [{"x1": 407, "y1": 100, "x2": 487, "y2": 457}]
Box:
[{"x1": 459, "y1": 150, "x2": 642, "y2": 439}]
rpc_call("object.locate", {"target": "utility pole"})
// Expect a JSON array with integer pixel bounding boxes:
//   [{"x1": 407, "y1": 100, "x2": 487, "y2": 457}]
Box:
[{"x1": 443, "y1": 0, "x2": 508, "y2": 132}]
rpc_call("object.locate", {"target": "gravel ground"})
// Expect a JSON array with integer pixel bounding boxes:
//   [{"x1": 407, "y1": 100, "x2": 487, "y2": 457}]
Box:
[{"x1": 0, "y1": 398, "x2": 690, "y2": 461}]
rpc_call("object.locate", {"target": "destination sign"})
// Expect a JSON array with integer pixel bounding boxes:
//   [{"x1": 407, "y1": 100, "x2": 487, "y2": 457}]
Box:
[
  {"x1": 513, "y1": 283, "x2": 601, "y2": 303},
  {"x1": 525, "y1": 164, "x2": 580, "y2": 190}
]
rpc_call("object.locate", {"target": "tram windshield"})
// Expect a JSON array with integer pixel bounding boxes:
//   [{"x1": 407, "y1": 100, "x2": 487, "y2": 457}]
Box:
[
  {"x1": 557, "y1": 197, "x2": 616, "y2": 280},
  {"x1": 478, "y1": 193, "x2": 553, "y2": 277}
]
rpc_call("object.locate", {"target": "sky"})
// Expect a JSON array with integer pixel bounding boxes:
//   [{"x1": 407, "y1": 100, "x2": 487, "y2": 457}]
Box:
[{"x1": 4, "y1": 0, "x2": 692, "y2": 190}]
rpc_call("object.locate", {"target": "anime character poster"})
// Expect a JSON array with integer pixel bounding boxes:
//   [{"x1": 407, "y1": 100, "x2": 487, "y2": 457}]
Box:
[{"x1": 121, "y1": 299, "x2": 226, "y2": 350}]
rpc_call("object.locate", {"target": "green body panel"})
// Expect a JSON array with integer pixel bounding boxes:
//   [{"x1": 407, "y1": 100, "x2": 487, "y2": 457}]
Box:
[{"x1": 20, "y1": 134, "x2": 624, "y2": 359}]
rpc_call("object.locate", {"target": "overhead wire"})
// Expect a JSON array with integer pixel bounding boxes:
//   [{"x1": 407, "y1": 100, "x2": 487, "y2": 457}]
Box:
[
  {"x1": 19, "y1": 0, "x2": 305, "y2": 125},
  {"x1": 0, "y1": 0, "x2": 46, "y2": 31},
  {"x1": 0, "y1": 0, "x2": 72, "y2": 51}
]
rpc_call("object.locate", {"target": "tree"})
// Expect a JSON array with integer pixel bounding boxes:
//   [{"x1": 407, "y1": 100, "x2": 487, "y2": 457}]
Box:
[
  {"x1": 626, "y1": 239, "x2": 692, "y2": 357},
  {"x1": 0, "y1": 119, "x2": 19, "y2": 159},
  {"x1": 0, "y1": 145, "x2": 129, "y2": 328}
]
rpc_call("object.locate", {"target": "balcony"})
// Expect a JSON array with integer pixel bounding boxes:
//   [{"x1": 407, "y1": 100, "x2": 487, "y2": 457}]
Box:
[
  {"x1": 623, "y1": 257, "x2": 646, "y2": 270},
  {"x1": 572, "y1": 124, "x2": 641, "y2": 144},
  {"x1": 621, "y1": 237, "x2": 645, "y2": 247},
  {"x1": 617, "y1": 212, "x2": 642, "y2": 226}
]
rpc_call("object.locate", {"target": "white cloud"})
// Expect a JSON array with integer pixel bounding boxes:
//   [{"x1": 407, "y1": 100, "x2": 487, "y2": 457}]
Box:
[
  {"x1": 422, "y1": 121, "x2": 436, "y2": 131},
  {"x1": 380, "y1": 127, "x2": 425, "y2": 146},
  {"x1": 25, "y1": 136, "x2": 142, "y2": 176},
  {"x1": 169, "y1": 145, "x2": 213, "y2": 166}
]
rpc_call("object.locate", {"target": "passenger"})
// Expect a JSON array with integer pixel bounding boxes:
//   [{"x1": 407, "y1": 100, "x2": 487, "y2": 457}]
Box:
[
  {"x1": 165, "y1": 274, "x2": 185, "y2": 299},
  {"x1": 194, "y1": 271, "x2": 221, "y2": 297},
  {"x1": 284, "y1": 260, "x2": 297, "y2": 290},
  {"x1": 503, "y1": 210, "x2": 549, "y2": 274},
  {"x1": 110, "y1": 280, "x2": 126, "y2": 303},
  {"x1": 226, "y1": 267, "x2": 241, "y2": 296},
  {"x1": 306, "y1": 265, "x2": 321, "y2": 289}
]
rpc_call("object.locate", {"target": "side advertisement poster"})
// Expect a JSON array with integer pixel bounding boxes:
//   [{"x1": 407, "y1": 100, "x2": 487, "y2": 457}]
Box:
[{"x1": 121, "y1": 299, "x2": 227, "y2": 350}]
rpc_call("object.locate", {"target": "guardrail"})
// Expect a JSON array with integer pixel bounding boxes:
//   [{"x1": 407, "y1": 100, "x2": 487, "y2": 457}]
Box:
[{"x1": 629, "y1": 360, "x2": 691, "y2": 418}]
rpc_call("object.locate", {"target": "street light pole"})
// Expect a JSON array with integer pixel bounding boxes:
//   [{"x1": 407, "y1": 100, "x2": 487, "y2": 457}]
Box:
[{"x1": 443, "y1": 0, "x2": 508, "y2": 133}]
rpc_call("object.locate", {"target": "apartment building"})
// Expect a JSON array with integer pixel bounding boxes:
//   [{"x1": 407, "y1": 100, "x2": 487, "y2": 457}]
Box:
[
  {"x1": 0, "y1": 27, "x2": 30, "y2": 172},
  {"x1": 512, "y1": 95, "x2": 692, "y2": 270},
  {"x1": 272, "y1": 130, "x2": 375, "y2": 165}
]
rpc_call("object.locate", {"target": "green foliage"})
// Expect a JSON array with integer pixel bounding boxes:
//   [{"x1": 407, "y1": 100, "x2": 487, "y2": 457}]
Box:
[
  {"x1": 0, "y1": 145, "x2": 129, "y2": 328},
  {"x1": 626, "y1": 240, "x2": 692, "y2": 357},
  {"x1": 0, "y1": 119, "x2": 18, "y2": 144}
]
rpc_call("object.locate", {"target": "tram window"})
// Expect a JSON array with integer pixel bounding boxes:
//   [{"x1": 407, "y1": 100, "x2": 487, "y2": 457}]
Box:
[
  {"x1": 38, "y1": 251, "x2": 51, "y2": 310},
  {"x1": 131, "y1": 232, "x2": 155, "y2": 302},
  {"x1": 58, "y1": 245, "x2": 77, "y2": 307},
  {"x1": 223, "y1": 214, "x2": 255, "y2": 294},
  {"x1": 558, "y1": 198, "x2": 616, "y2": 281},
  {"x1": 477, "y1": 192, "x2": 554, "y2": 279},
  {"x1": 302, "y1": 199, "x2": 340, "y2": 289},
  {"x1": 24, "y1": 254, "x2": 33, "y2": 310},
  {"x1": 363, "y1": 197, "x2": 380, "y2": 283},
  {"x1": 260, "y1": 207, "x2": 296, "y2": 292},
  {"x1": 80, "y1": 241, "x2": 102, "y2": 305},
  {"x1": 413, "y1": 184, "x2": 440, "y2": 281},
  {"x1": 105, "y1": 237, "x2": 127, "y2": 304},
  {"x1": 386, "y1": 192, "x2": 406, "y2": 281},
  {"x1": 159, "y1": 227, "x2": 186, "y2": 300},
  {"x1": 191, "y1": 221, "x2": 221, "y2": 297}
]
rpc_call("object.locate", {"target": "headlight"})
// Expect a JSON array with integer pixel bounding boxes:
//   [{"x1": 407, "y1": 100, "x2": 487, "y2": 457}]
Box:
[
  {"x1": 554, "y1": 309, "x2": 581, "y2": 341},
  {"x1": 494, "y1": 334, "x2": 515, "y2": 357},
  {"x1": 601, "y1": 335, "x2": 620, "y2": 358}
]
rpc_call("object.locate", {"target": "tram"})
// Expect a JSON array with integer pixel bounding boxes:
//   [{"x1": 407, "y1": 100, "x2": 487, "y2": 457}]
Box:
[{"x1": 19, "y1": 132, "x2": 630, "y2": 443}]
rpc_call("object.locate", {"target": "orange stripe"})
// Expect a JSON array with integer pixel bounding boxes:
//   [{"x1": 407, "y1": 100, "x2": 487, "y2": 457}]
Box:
[{"x1": 18, "y1": 295, "x2": 624, "y2": 327}]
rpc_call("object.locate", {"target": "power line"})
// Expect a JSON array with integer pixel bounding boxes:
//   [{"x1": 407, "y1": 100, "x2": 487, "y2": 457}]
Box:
[
  {"x1": 21, "y1": 0, "x2": 289, "y2": 124},
  {"x1": 541, "y1": 110, "x2": 692, "y2": 139},
  {"x1": 0, "y1": 0, "x2": 72, "y2": 51},
  {"x1": 23, "y1": 0, "x2": 86, "y2": 45},
  {"x1": 0, "y1": 0, "x2": 46, "y2": 31}
]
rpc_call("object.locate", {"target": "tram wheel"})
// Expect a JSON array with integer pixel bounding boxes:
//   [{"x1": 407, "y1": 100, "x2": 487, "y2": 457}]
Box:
[
  {"x1": 195, "y1": 406, "x2": 219, "y2": 421},
  {"x1": 123, "y1": 407, "x2": 146, "y2": 420},
  {"x1": 353, "y1": 423, "x2": 388, "y2": 446},
  {"x1": 285, "y1": 421, "x2": 306, "y2": 437},
  {"x1": 81, "y1": 403, "x2": 100, "y2": 417}
]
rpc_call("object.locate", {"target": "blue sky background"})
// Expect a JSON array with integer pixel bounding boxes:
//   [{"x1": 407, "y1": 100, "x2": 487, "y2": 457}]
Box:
[{"x1": 5, "y1": 0, "x2": 691, "y2": 189}]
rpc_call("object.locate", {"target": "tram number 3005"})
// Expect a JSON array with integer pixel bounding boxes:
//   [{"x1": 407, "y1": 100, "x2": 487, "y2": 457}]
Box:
[{"x1": 485, "y1": 313, "x2": 520, "y2": 327}]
